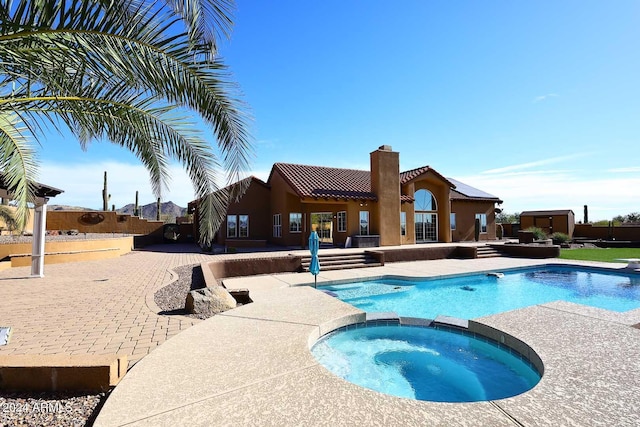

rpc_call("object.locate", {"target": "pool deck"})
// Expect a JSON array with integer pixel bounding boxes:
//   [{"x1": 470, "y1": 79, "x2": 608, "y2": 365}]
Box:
[{"x1": 95, "y1": 256, "x2": 640, "y2": 427}]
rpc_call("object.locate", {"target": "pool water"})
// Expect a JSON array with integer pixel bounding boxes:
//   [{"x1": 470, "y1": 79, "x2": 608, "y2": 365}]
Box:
[
  {"x1": 321, "y1": 266, "x2": 640, "y2": 319},
  {"x1": 311, "y1": 324, "x2": 541, "y2": 402}
]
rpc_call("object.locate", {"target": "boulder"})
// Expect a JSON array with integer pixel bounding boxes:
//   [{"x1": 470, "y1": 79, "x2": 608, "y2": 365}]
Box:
[{"x1": 185, "y1": 286, "x2": 236, "y2": 316}]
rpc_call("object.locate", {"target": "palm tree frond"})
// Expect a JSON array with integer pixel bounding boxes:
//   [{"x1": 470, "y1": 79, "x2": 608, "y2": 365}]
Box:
[{"x1": 0, "y1": 109, "x2": 37, "y2": 230}]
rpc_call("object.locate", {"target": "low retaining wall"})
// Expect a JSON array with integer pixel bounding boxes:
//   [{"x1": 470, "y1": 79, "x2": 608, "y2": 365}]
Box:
[
  {"x1": 1, "y1": 236, "x2": 133, "y2": 267},
  {"x1": 205, "y1": 255, "x2": 303, "y2": 284},
  {"x1": 0, "y1": 354, "x2": 127, "y2": 392},
  {"x1": 495, "y1": 243, "x2": 560, "y2": 258},
  {"x1": 368, "y1": 246, "x2": 475, "y2": 264},
  {"x1": 225, "y1": 239, "x2": 267, "y2": 249}
]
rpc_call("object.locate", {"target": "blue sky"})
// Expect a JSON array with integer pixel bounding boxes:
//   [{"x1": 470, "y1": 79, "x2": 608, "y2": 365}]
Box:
[{"x1": 40, "y1": 0, "x2": 640, "y2": 221}]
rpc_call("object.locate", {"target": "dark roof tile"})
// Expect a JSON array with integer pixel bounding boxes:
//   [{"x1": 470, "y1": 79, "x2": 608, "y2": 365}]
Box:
[
  {"x1": 399, "y1": 166, "x2": 455, "y2": 187},
  {"x1": 272, "y1": 163, "x2": 377, "y2": 201}
]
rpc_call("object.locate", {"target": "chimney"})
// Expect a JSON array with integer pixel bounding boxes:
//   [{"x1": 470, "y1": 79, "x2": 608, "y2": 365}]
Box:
[{"x1": 370, "y1": 146, "x2": 401, "y2": 246}]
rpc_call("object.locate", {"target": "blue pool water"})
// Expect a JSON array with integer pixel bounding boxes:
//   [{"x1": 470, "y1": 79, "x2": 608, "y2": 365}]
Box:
[
  {"x1": 321, "y1": 266, "x2": 640, "y2": 319},
  {"x1": 311, "y1": 324, "x2": 541, "y2": 402}
]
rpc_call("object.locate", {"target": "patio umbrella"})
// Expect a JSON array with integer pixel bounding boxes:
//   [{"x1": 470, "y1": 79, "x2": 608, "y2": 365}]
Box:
[{"x1": 309, "y1": 231, "x2": 321, "y2": 288}]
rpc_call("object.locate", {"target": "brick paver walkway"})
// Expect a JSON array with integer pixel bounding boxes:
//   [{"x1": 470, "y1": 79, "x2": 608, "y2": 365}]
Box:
[
  {"x1": 0, "y1": 242, "x2": 497, "y2": 369},
  {"x1": 0, "y1": 244, "x2": 220, "y2": 368}
]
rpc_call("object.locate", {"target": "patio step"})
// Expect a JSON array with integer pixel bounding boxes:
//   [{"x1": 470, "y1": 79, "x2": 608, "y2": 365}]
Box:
[
  {"x1": 301, "y1": 253, "x2": 382, "y2": 271},
  {"x1": 476, "y1": 246, "x2": 503, "y2": 258}
]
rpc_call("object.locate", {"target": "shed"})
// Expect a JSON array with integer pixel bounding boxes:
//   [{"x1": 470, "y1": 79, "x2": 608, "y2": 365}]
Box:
[{"x1": 520, "y1": 210, "x2": 575, "y2": 237}]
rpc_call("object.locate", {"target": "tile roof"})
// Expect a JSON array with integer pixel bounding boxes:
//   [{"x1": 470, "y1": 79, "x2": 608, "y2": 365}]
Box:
[
  {"x1": 269, "y1": 163, "x2": 499, "y2": 204},
  {"x1": 272, "y1": 163, "x2": 377, "y2": 201},
  {"x1": 399, "y1": 166, "x2": 454, "y2": 187}
]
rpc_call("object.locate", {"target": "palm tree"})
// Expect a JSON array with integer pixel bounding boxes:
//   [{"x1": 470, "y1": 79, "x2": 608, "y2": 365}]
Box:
[
  {"x1": 0, "y1": 0, "x2": 252, "y2": 245},
  {"x1": 0, "y1": 204, "x2": 18, "y2": 233}
]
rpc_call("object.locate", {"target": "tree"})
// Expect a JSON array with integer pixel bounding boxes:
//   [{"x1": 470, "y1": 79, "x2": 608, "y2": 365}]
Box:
[
  {"x1": 625, "y1": 212, "x2": 640, "y2": 223},
  {"x1": 0, "y1": 0, "x2": 252, "y2": 244},
  {"x1": 496, "y1": 211, "x2": 520, "y2": 224}
]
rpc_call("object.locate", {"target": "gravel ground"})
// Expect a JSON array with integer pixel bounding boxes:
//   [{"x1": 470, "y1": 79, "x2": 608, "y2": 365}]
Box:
[
  {"x1": 0, "y1": 391, "x2": 107, "y2": 427},
  {"x1": 154, "y1": 264, "x2": 209, "y2": 320}
]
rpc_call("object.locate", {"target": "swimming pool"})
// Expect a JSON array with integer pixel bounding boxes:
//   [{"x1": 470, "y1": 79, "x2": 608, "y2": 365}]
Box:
[
  {"x1": 311, "y1": 322, "x2": 542, "y2": 402},
  {"x1": 320, "y1": 266, "x2": 640, "y2": 319}
]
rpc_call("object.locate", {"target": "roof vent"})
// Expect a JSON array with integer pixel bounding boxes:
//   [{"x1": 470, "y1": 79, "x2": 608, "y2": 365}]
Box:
[{"x1": 378, "y1": 145, "x2": 392, "y2": 151}]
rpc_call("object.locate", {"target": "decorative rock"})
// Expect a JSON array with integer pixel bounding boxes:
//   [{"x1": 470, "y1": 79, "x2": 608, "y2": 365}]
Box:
[{"x1": 185, "y1": 286, "x2": 236, "y2": 316}]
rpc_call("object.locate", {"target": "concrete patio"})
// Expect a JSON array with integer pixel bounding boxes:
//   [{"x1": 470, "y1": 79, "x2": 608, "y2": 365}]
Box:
[{"x1": 93, "y1": 256, "x2": 640, "y2": 426}]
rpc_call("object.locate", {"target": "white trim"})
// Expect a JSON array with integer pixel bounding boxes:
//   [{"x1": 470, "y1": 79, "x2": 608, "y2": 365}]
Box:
[
  {"x1": 273, "y1": 214, "x2": 282, "y2": 238},
  {"x1": 227, "y1": 215, "x2": 238, "y2": 238},
  {"x1": 359, "y1": 211, "x2": 369, "y2": 235},
  {"x1": 289, "y1": 212, "x2": 302, "y2": 233},
  {"x1": 475, "y1": 213, "x2": 488, "y2": 233},
  {"x1": 239, "y1": 214, "x2": 249, "y2": 238},
  {"x1": 337, "y1": 211, "x2": 347, "y2": 233}
]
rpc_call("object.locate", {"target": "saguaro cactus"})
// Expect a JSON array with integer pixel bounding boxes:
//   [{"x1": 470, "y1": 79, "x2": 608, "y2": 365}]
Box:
[
  {"x1": 583, "y1": 205, "x2": 589, "y2": 224},
  {"x1": 102, "y1": 171, "x2": 109, "y2": 211},
  {"x1": 134, "y1": 191, "x2": 140, "y2": 216}
]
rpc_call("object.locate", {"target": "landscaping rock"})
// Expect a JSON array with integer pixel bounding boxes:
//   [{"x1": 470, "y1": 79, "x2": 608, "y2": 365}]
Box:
[{"x1": 185, "y1": 286, "x2": 236, "y2": 316}]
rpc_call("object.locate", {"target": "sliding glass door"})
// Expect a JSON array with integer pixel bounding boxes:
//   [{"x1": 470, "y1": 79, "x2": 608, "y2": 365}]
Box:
[
  {"x1": 310, "y1": 212, "x2": 333, "y2": 244},
  {"x1": 415, "y1": 213, "x2": 437, "y2": 242}
]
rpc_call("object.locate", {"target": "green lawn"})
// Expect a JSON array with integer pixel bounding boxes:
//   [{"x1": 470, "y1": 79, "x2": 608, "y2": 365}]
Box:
[{"x1": 559, "y1": 247, "x2": 640, "y2": 263}]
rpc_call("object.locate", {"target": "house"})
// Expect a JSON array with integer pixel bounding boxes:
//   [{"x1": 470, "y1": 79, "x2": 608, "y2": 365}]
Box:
[
  {"x1": 520, "y1": 210, "x2": 575, "y2": 237},
  {"x1": 190, "y1": 146, "x2": 502, "y2": 248}
]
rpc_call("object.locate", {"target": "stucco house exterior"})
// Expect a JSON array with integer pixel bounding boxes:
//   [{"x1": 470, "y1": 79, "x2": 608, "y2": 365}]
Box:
[{"x1": 189, "y1": 146, "x2": 502, "y2": 248}]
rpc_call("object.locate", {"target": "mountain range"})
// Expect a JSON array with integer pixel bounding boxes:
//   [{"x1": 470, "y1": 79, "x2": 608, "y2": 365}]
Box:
[
  {"x1": 49, "y1": 201, "x2": 188, "y2": 221},
  {"x1": 118, "y1": 201, "x2": 187, "y2": 220}
]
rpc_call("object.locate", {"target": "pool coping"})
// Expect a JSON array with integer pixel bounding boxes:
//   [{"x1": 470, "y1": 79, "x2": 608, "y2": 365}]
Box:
[{"x1": 94, "y1": 257, "x2": 640, "y2": 426}]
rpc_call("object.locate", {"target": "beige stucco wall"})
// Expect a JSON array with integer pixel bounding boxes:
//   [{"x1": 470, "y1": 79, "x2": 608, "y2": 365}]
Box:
[
  {"x1": 402, "y1": 172, "x2": 452, "y2": 243},
  {"x1": 46, "y1": 211, "x2": 164, "y2": 235},
  {"x1": 2, "y1": 236, "x2": 133, "y2": 267},
  {"x1": 451, "y1": 200, "x2": 497, "y2": 241},
  {"x1": 370, "y1": 148, "x2": 401, "y2": 246},
  {"x1": 216, "y1": 179, "x2": 271, "y2": 246}
]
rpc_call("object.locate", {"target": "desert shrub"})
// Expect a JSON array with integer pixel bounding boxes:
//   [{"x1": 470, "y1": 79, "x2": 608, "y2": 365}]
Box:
[
  {"x1": 550, "y1": 232, "x2": 570, "y2": 244},
  {"x1": 525, "y1": 227, "x2": 547, "y2": 240}
]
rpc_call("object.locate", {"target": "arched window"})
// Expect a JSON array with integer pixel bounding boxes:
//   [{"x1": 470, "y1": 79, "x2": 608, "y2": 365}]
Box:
[
  {"x1": 414, "y1": 189, "x2": 438, "y2": 241},
  {"x1": 414, "y1": 189, "x2": 436, "y2": 211}
]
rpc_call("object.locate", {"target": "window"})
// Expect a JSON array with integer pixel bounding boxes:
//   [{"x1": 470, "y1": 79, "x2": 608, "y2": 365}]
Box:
[
  {"x1": 239, "y1": 215, "x2": 249, "y2": 237},
  {"x1": 359, "y1": 211, "x2": 369, "y2": 235},
  {"x1": 273, "y1": 214, "x2": 281, "y2": 237},
  {"x1": 400, "y1": 212, "x2": 407, "y2": 236},
  {"x1": 337, "y1": 211, "x2": 347, "y2": 232},
  {"x1": 475, "y1": 213, "x2": 487, "y2": 233},
  {"x1": 450, "y1": 213, "x2": 456, "y2": 230},
  {"x1": 414, "y1": 189, "x2": 437, "y2": 211},
  {"x1": 226, "y1": 215, "x2": 237, "y2": 238},
  {"x1": 289, "y1": 213, "x2": 302, "y2": 233}
]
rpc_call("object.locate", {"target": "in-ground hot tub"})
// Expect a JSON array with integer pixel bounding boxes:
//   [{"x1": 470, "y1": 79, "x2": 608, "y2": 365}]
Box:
[{"x1": 311, "y1": 318, "x2": 543, "y2": 403}]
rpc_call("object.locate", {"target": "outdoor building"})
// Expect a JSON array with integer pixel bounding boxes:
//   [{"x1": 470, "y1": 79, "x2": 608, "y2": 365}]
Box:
[
  {"x1": 520, "y1": 210, "x2": 575, "y2": 237},
  {"x1": 190, "y1": 146, "x2": 503, "y2": 248}
]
